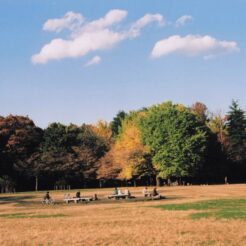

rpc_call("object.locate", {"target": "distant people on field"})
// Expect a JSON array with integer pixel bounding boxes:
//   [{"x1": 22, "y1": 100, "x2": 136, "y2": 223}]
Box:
[
  {"x1": 64, "y1": 193, "x2": 71, "y2": 199},
  {"x1": 94, "y1": 194, "x2": 99, "y2": 201},
  {"x1": 43, "y1": 191, "x2": 51, "y2": 201},
  {"x1": 151, "y1": 187, "x2": 165, "y2": 200},
  {"x1": 124, "y1": 188, "x2": 135, "y2": 199},
  {"x1": 76, "y1": 191, "x2": 81, "y2": 198},
  {"x1": 124, "y1": 188, "x2": 131, "y2": 197},
  {"x1": 143, "y1": 187, "x2": 151, "y2": 197},
  {"x1": 113, "y1": 187, "x2": 118, "y2": 195},
  {"x1": 118, "y1": 188, "x2": 123, "y2": 195},
  {"x1": 152, "y1": 187, "x2": 159, "y2": 197},
  {"x1": 43, "y1": 191, "x2": 54, "y2": 204}
]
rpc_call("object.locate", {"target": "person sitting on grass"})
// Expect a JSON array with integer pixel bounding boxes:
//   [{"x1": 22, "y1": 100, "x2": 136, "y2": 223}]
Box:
[
  {"x1": 143, "y1": 187, "x2": 147, "y2": 197},
  {"x1": 64, "y1": 193, "x2": 71, "y2": 199},
  {"x1": 143, "y1": 187, "x2": 151, "y2": 197},
  {"x1": 118, "y1": 188, "x2": 123, "y2": 195},
  {"x1": 124, "y1": 188, "x2": 135, "y2": 199},
  {"x1": 124, "y1": 188, "x2": 131, "y2": 197},
  {"x1": 75, "y1": 191, "x2": 81, "y2": 198},
  {"x1": 113, "y1": 187, "x2": 118, "y2": 195},
  {"x1": 151, "y1": 187, "x2": 165, "y2": 200}
]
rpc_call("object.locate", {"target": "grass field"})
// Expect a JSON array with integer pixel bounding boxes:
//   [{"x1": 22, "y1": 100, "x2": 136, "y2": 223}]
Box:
[{"x1": 1, "y1": 184, "x2": 246, "y2": 246}]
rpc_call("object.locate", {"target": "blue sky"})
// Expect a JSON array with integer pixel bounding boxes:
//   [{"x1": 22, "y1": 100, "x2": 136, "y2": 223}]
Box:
[{"x1": 0, "y1": 0, "x2": 245, "y2": 128}]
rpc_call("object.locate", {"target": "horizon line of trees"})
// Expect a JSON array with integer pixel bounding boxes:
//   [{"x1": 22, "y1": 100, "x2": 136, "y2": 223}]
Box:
[{"x1": 0, "y1": 100, "x2": 246, "y2": 192}]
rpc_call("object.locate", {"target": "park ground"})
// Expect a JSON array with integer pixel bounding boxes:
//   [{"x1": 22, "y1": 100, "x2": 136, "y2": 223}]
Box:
[{"x1": 0, "y1": 184, "x2": 246, "y2": 246}]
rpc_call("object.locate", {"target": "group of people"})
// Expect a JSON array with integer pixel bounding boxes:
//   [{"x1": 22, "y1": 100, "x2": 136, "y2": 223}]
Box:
[
  {"x1": 111, "y1": 186, "x2": 164, "y2": 199},
  {"x1": 43, "y1": 191, "x2": 98, "y2": 204},
  {"x1": 65, "y1": 191, "x2": 98, "y2": 201},
  {"x1": 113, "y1": 187, "x2": 132, "y2": 197},
  {"x1": 43, "y1": 186, "x2": 164, "y2": 204},
  {"x1": 143, "y1": 187, "x2": 164, "y2": 199}
]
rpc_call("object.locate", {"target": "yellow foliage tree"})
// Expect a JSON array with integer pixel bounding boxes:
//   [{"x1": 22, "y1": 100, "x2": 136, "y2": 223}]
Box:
[
  {"x1": 114, "y1": 119, "x2": 153, "y2": 182},
  {"x1": 97, "y1": 112, "x2": 154, "y2": 184},
  {"x1": 91, "y1": 120, "x2": 112, "y2": 146}
]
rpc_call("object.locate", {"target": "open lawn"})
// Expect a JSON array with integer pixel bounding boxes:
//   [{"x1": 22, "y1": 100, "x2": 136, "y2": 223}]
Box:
[{"x1": 1, "y1": 184, "x2": 246, "y2": 246}]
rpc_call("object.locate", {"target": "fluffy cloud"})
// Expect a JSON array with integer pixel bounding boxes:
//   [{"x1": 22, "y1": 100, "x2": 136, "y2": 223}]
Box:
[
  {"x1": 151, "y1": 35, "x2": 239, "y2": 59},
  {"x1": 129, "y1": 14, "x2": 164, "y2": 37},
  {"x1": 175, "y1": 15, "x2": 193, "y2": 27},
  {"x1": 85, "y1": 56, "x2": 102, "y2": 67},
  {"x1": 43, "y1": 11, "x2": 84, "y2": 32},
  {"x1": 32, "y1": 10, "x2": 164, "y2": 64}
]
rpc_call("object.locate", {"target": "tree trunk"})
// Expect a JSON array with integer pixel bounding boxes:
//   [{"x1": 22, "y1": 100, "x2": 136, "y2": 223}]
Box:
[
  {"x1": 99, "y1": 180, "x2": 103, "y2": 188},
  {"x1": 35, "y1": 176, "x2": 38, "y2": 191},
  {"x1": 156, "y1": 176, "x2": 161, "y2": 187}
]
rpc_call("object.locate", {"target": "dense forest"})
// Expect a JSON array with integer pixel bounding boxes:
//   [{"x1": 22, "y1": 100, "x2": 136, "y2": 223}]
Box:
[{"x1": 0, "y1": 100, "x2": 246, "y2": 192}]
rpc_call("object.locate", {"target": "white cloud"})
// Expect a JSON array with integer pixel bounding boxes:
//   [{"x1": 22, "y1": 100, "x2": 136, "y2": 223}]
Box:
[
  {"x1": 175, "y1": 15, "x2": 193, "y2": 27},
  {"x1": 129, "y1": 14, "x2": 164, "y2": 37},
  {"x1": 43, "y1": 11, "x2": 84, "y2": 33},
  {"x1": 151, "y1": 35, "x2": 239, "y2": 59},
  {"x1": 32, "y1": 30, "x2": 124, "y2": 64},
  {"x1": 32, "y1": 10, "x2": 164, "y2": 64},
  {"x1": 85, "y1": 56, "x2": 102, "y2": 67},
  {"x1": 83, "y1": 9, "x2": 127, "y2": 32}
]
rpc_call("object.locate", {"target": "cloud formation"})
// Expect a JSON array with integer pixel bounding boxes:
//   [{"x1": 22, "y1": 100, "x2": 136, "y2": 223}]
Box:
[
  {"x1": 43, "y1": 11, "x2": 84, "y2": 32},
  {"x1": 175, "y1": 15, "x2": 193, "y2": 27},
  {"x1": 129, "y1": 14, "x2": 164, "y2": 37},
  {"x1": 151, "y1": 35, "x2": 239, "y2": 59},
  {"x1": 32, "y1": 10, "x2": 164, "y2": 64},
  {"x1": 85, "y1": 56, "x2": 102, "y2": 67}
]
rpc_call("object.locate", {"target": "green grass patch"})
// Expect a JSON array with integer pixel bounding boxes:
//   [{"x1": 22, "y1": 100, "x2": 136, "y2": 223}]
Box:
[
  {"x1": 0, "y1": 212, "x2": 67, "y2": 219},
  {"x1": 31, "y1": 213, "x2": 66, "y2": 218},
  {"x1": 155, "y1": 199, "x2": 246, "y2": 220}
]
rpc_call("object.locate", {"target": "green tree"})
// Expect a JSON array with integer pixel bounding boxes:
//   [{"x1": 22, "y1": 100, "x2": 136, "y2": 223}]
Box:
[
  {"x1": 139, "y1": 102, "x2": 208, "y2": 180},
  {"x1": 110, "y1": 111, "x2": 127, "y2": 138},
  {"x1": 226, "y1": 100, "x2": 246, "y2": 162},
  {"x1": 16, "y1": 123, "x2": 108, "y2": 190}
]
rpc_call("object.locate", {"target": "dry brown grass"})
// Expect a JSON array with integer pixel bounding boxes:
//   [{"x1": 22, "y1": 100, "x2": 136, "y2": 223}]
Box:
[{"x1": 1, "y1": 184, "x2": 246, "y2": 246}]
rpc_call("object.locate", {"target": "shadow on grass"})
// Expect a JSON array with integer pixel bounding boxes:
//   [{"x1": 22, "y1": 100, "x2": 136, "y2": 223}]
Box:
[
  {"x1": 154, "y1": 199, "x2": 246, "y2": 220},
  {"x1": 0, "y1": 212, "x2": 67, "y2": 219},
  {"x1": 0, "y1": 194, "x2": 184, "y2": 208},
  {"x1": 0, "y1": 195, "x2": 38, "y2": 206}
]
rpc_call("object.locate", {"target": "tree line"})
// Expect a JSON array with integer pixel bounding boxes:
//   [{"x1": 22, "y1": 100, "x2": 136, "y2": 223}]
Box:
[{"x1": 0, "y1": 100, "x2": 246, "y2": 192}]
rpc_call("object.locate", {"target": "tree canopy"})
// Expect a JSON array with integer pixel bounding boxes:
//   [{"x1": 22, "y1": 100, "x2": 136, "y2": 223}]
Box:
[
  {"x1": 226, "y1": 100, "x2": 246, "y2": 162},
  {"x1": 1, "y1": 99, "x2": 246, "y2": 192},
  {"x1": 139, "y1": 102, "x2": 208, "y2": 178}
]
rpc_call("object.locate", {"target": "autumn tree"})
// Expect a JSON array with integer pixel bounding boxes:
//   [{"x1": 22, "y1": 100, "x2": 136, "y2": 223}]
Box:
[
  {"x1": 97, "y1": 112, "x2": 154, "y2": 186},
  {"x1": 90, "y1": 120, "x2": 112, "y2": 148},
  {"x1": 114, "y1": 117, "x2": 154, "y2": 185},
  {"x1": 97, "y1": 146, "x2": 122, "y2": 181},
  {"x1": 207, "y1": 113, "x2": 227, "y2": 147},
  {"x1": 191, "y1": 102, "x2": 208, "y2": 123},
  {"x1": 0, "y1": 115, "x2": 43, "y2": 180}
]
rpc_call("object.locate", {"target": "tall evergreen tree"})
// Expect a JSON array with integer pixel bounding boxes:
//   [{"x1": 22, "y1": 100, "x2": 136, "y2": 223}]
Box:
[
  {"x1": 110, "y1": 111, "x2": 127, "y2": 138},
  {"x1": 226, "y1": 100, "x2": 246, "y2": 162}
]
